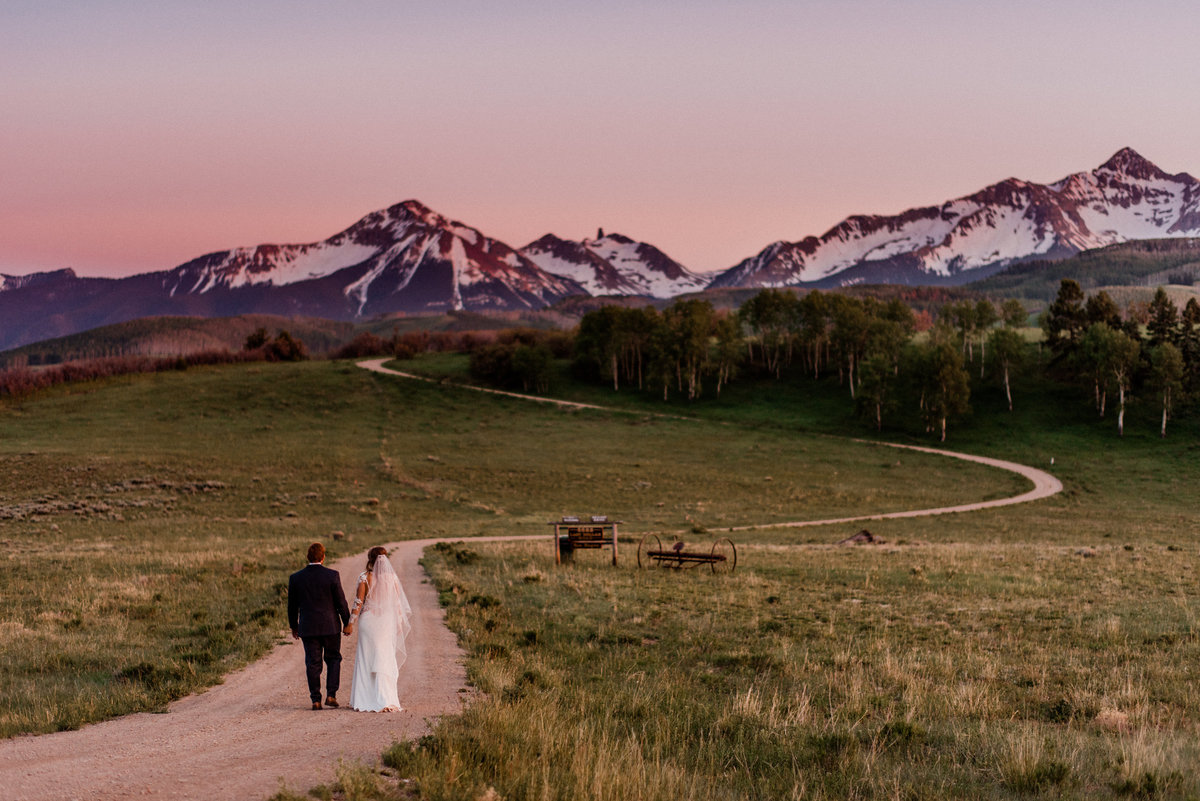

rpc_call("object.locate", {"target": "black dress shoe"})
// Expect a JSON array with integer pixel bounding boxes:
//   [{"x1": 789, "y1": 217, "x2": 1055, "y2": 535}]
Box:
[
  {"x1": 312, "y1": 701, "x2": 322, "y2": 710},
  {"x1": 324, "y1": 696, "x2": 339, "y2": 708}
]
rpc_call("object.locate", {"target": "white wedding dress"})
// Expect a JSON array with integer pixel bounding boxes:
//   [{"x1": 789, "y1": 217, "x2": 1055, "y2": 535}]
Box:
[{"x1": 349, "y1": 554, "x2": 412, "y2": 712}]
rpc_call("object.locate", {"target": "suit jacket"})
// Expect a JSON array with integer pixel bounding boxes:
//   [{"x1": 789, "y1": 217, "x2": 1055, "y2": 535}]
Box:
[{"x1": 287, "y1": 563, "x2": 351, "y2": 637}]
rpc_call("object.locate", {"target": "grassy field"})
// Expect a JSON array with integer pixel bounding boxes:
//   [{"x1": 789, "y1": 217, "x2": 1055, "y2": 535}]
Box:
[
  {"x1": 399, "y1": 351, "x2": 1200, "y2": 546},
  {"x1": 5, "y1": 355, "x2": 1200, "y2": 799},
  {"x1": 389, "y1": 537, "x2": 1200, "y2": 800},
  {"x1": 371, "y1": 354, "x2": 1200, "y2": 801},
  {"x1": 0, "y1": 359, "x2": 1009, "y2": 739}
]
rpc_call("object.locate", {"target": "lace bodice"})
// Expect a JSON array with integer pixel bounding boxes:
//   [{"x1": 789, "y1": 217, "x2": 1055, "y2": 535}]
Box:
[{"x1": 351, "y1": 571, "x2": 371, "y2": 617}]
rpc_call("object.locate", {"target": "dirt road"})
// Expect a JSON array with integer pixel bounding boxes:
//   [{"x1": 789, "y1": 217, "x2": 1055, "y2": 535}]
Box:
[
  {"x1": 0, "y1": 362, "x2": 1062, "y2": 800},
  {"x1": 1, "y1": 539, "x2": 469, "y2": 801},
  {"x1": 357, "y1": 358, "x2": 1063, "y2": 527}
]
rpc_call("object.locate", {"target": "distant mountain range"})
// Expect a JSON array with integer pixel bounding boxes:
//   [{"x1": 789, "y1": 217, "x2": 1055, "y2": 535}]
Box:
[
  {"x1": 710, "y1": 148, "x2": 1200, "y2": 289},
  {"x1": 0, "y1": 201, "x2": 706, "y2": 350},
  {"x1": 3, "y1": 148, "x2": 1199, "y2": 351}
]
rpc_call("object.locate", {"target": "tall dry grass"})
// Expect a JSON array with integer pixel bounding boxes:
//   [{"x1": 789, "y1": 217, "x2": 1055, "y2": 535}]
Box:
[{"x1": 383, "y1": 539, "x2": 1200, "y2": 800}]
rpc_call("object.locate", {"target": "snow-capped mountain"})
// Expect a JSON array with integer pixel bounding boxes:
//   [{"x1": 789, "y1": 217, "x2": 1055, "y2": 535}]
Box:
[
  {"x1": 0, "y1": 201, "x2": 588, "y2": 350},
  {"x1": 6, "y1": 149, "x2": 1199, "y2": 351},
  {"x1": 162, "y1": 200, "x2": 585, "y2": 315},
  {"x1": 709, "y1": 148, "x2": 1200, "y2": 289},
  {"x1": 0, "y1": 268, "x2": 78, "y2": 294},
  {"x1": 521, "y1": 230, "x2": 709, "y2": 298}
]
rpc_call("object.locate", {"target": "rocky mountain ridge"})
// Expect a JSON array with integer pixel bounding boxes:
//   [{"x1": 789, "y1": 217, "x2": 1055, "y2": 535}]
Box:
[
  {"x1": 5, "y1": 148, "x2": 1199, "y2": 351},
  {"x1": 520, "y1": 229, "x2": 708, "y2": 297},
  {"x1": 709, "y1": 148, "x2": 1200, "y2": 288}
]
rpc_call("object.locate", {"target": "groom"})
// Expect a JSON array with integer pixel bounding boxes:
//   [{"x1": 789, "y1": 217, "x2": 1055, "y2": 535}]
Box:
[{"x1": 287, "y1": 542, "x2": 351, "y2": 710}]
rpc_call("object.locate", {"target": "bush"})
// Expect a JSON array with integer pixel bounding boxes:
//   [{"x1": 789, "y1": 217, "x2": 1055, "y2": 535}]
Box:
[
  {"x1": 496, "y1": 327, "x2": 573, "y2": 358},
  {"x1": 0, "y1": 350, "x2": 264, "y2": 400},
  {"x1": 243, "y1": 327, "x2": 270, "y2": 350},
  {"x1": 469, "y1": 341, "x2": 554, "y2": 393},
  {"x1": 331, "y1": 332, "x2": 389, "y2": 360}
]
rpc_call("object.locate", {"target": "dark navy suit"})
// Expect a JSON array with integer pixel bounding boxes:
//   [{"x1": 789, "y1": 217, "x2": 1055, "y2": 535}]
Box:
[{"x1": 287, "y1": 563, "x2": 351, "y2": 703}]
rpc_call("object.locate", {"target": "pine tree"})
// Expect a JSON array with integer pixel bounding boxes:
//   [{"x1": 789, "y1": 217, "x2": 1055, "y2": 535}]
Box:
[
  {"x1": 1146, "y1": 287, "x2": 1180, "y2": 346},
  {"x1": 1042, "y1": 279, "x2": 1087, "y2": 354},
  {"x1": 1084, "y1": 291, "x2": 1123, "y2": 330}
]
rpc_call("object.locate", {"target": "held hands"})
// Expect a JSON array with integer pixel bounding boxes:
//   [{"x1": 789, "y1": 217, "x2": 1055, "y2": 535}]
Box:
[
  {"x1": 343, "y1": 623, "x2": 354, "y2": 636},
  {"x1": 291, "y1": 630, "x2": 300, "y2": 640}
]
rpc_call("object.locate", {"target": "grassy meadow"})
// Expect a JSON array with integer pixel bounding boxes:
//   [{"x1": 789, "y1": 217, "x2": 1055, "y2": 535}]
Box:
[
  {"x1": 392, "y1": 537, "x2": 1200, "y2": 800},
  {"x1": 1, "y1": 358, "x2": 1005, "y2": 739},
  {"x1": 3, "y1": 354, "x2": 1200, "y2": 799}
]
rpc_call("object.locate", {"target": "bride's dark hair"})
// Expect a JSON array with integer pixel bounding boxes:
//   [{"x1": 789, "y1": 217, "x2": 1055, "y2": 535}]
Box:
[{"x1": 366, "y1": 546, "x2": 388, "y2": 571}]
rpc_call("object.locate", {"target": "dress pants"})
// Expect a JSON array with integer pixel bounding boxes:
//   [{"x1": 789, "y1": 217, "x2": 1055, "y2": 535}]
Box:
[{"x1": 302, "y1": 634, "x2": 342, "y2": 702}]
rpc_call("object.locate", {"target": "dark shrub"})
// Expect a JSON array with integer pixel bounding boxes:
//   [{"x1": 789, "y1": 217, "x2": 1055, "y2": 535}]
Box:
[{"x1": 332, "y1": 332, "x2": 388, "y2": 360}]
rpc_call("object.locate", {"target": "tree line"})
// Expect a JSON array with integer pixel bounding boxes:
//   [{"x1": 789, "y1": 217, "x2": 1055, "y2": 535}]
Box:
[
  {"x1": 560, "y1": 283, "x2": 1197, "y2": 440},
  {"x1": 568, "y1": 291, "x2": 1015, "y2": 441},
  {"x1": 10, "y1": 283, "x2": 1196, "y2": 440},
  {"x1": 0, "y1": 327, "x2": 312, "y2": 401},
  {"x1": 1040, "y1": 279, "x2": 1200, "y2": 436}
]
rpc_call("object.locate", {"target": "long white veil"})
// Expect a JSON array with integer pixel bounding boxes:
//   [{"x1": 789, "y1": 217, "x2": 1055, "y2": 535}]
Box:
[{"x1": 366, "y1": 552, "x2": 413, "y2": 675}]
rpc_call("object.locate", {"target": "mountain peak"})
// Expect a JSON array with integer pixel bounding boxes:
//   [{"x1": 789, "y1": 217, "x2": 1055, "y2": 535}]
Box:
[
  {"x1": 0, "y1": 268, "x2": 79, "y2": 293},
  {"x1": 521, "y1": 230, "x2": 706, "y2": 298},
  {"x1": 1097, "y1": 147, "x2": 1169, "y2": 181},
  {"x1": 527, "y1": 233, "x2": 569, "y2": 248},
  {"x1": 384, "y1": 199, "x2": 441, "y2": 224},
  {"x1": 589, "y1": 232, "x2": 635, "y2": 246},
  {"x1": 710, "y1": 147, "x2": 1200, "y2": 289}
]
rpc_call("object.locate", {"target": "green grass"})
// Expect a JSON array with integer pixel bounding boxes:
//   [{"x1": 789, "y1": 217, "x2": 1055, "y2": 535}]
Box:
[
  {"x1": 0, "y1": 314, "x2": 355, "y2": 365},
  {"x1": 392, "y1": 537, "x2": 1200, "y2": 800},
  {"x1": 6, "y1": 354, "x2": 1200, "y2": 799},
  {"x1": 0, "y1": 362, "x2": 403, "y2": 735},
  {"x1": 0, "y1": 359, "x2": 1016, "y2": 737},
  {"x1": 394, "y1": 349, "x2": 1200, "y2": 546}
]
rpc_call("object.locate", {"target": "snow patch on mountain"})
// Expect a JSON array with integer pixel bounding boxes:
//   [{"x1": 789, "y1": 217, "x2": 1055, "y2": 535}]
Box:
[
  {"x1": 521, "y1": 231, "x2": 707, "y2": 297},
  {"x1": 0, "y1": 269, "x2": 79, "y2": 294},
  {"x1": 710, "y1": 148, "x2": 1200, "y2": 289},
  {"x1": 156, "y1": 200, "x2": 584, "y2": 315}
]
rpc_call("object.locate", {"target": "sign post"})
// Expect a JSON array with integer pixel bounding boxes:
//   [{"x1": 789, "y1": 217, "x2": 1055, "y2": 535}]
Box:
[{"x1": 551, "y1": 515, "x2": 620, "y2": 565}]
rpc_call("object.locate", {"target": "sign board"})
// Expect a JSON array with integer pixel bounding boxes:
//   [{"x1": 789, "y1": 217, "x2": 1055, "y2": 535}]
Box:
[{"x1": 550, "y1": 515, "x2": 622, "y2": 566}]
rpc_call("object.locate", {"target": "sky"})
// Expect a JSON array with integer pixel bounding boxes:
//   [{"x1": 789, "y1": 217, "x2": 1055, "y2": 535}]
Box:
[{"x1": 3, "y1": 0, "x2": 1200, "y2": 279}]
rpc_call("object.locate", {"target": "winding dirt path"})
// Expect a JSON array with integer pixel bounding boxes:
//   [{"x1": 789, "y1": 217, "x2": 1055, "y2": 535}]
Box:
[
  {"x1": 0, "y1": 361, "x2": 1061, "y2": 800},
  {"x1": 728, "y1": 440, "x2": 1063, "y2": 531},
  {"x1": 1, "y1": 539, "x2": 473, "y2": 801},
  {"x1": 357, "y1": 357, "x2": 1063, "y2": 527}
]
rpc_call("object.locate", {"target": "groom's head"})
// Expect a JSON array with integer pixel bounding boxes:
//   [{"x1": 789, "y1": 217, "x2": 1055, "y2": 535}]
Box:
[{"x1": 307, "y1": 542, "x2": 326, "y2": 564}]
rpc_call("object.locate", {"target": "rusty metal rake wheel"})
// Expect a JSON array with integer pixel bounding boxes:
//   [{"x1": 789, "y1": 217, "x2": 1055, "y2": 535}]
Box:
[
  {"x1": 637, "y1": 533, "x2": 663, "y2": 569},
  {"x1": 710, "y1": 538, "x2": 736, "y2": 574}
]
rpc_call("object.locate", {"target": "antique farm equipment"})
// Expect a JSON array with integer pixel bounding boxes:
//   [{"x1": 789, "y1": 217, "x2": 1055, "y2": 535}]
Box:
[
  {"x1": 636, "y1": 534, "x2": 736, "y2": 574},
  {"x1": 552, "y1": 515, "x2": 621, "y2": 566}
]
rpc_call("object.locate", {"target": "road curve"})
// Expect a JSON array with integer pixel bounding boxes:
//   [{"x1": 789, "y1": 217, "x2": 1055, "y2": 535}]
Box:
[
  {"x1": 0, "y1": 362, "x2": 1062, "y2": 800},
  {"x1": 357, "y1": 357, "x2": 1063, "y2": 527}
]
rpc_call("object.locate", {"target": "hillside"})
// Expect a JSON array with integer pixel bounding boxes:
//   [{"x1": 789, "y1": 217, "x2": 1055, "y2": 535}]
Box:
[
  {"x1": 970, "y1": 237, "x2": 1200, "y2": 300},
  {"x1": 0, "y1": 315, "x2": 354, "y2": 367}
]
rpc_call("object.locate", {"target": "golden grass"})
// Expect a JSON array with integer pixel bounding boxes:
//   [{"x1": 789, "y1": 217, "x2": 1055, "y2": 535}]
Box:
[{"x1": 384, "y1": 538, "x2": 1200, "y2": 799}]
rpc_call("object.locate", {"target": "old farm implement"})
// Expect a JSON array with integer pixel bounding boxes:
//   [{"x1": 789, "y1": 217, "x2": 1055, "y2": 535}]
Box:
[{"x1": 637, "y1": 534, "x2": 736, "y2": 574}]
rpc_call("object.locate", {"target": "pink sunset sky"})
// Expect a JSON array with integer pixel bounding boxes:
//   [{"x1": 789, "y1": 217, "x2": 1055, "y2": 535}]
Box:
[{"x1": 3, "y1": 1, "x2": 1199, "y2": 279}]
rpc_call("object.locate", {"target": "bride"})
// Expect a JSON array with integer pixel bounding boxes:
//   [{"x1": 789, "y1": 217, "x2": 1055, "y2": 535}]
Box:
[{"x1": 344, "y1": 546, "x2": 412, "y2": 712}]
